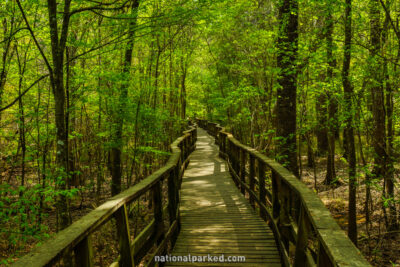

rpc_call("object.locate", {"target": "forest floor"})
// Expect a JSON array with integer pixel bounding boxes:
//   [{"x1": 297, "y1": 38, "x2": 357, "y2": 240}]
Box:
[{"x1": 301, "y1": 156, "x2": 400, "y2": 267}]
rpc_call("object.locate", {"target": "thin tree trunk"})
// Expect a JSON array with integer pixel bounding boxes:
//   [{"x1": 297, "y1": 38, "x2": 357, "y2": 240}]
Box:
[
  {"x1": 343, "y1": 0, "x2": 357, "y2": 246},
  {"x1": 381, "y1": 0, "x2": 398, "y2": 230},
  {"x1": 315, "y1": 94, "x2": 328, "y2": 156},
  {"x1": 0, "y1": 16, "x2": 15, "y2": 121},
  {"x1": 324, "y1": 5, "x2": 337, "y2": 185},
  {"x1": 180, "y1": 57, "x2": 187, "y2": 120}
]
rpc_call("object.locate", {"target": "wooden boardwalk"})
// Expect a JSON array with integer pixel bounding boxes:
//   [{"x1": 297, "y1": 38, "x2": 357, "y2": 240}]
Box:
[
  {"x1": 13, "y1": 124, "x2": 370, "y2": 267},
  {"x1": 166, "y1": 128, "x2": 281, "y2": 266}
]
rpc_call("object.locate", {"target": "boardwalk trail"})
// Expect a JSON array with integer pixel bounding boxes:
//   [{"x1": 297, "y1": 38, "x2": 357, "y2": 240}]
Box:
[
  {"x1": 166, "y1": 128, "x2": 281, "y2": 266},
  {"x1": 13, "y1": 125, "x2": 370, "y2": 267}
]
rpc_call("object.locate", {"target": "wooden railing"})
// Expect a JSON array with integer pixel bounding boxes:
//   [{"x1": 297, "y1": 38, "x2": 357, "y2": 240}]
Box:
[
  {"x1": 12, "y1": 126, "x2": 197, "y2": 267},
  {"x1": 197, "y1": 119, "x2": 370, "y2": 267}
]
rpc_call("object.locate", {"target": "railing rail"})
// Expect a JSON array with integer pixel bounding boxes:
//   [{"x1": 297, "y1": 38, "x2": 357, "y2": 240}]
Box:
[
  {"x1": 12, "y1": 126, "x2": 197, "y2": 267},
  {"x1": 197, "y1": 119, "x2": 369, "y2": 267}
]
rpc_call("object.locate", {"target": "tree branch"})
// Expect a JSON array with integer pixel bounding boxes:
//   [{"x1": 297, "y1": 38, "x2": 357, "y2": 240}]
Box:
[
  {"x1": 15, "y1": 0, "x2": 53, "y2": 76},
  {"x1": 0, "y1": 74, "x2": 49, "y2": 112},
  {"x1": 69, "y1": 0, "x2": 130, "y2": 17},
  {"x1": 378, "y1": 0, "x2": 400, "y2": 41}
]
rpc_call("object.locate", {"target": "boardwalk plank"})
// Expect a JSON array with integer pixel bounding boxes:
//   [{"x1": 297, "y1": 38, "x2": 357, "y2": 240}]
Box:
[{"x1": 164, "y1": 128, "x2": 281, "y2": 266}]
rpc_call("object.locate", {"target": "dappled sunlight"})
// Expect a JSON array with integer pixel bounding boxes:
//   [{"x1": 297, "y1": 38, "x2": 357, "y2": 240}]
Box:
[
  {"x1": 184, "y1": 167, "x2": 215, "y2": 177},
  {"x1": 169, "y1": 128, "x2": 281, "y2": 266}
]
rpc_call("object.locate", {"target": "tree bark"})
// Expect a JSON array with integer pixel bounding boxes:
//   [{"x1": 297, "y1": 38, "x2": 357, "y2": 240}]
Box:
[
  {"x1": 380, "y1": 0, "x2": 398, "y2": 230},
  {"x1": 276, "y1": 0, "x2": 299, "y2": 177},
  {"x1": 343, "y1": 0, "x2": 357, "y2": 246},
  {"x1": 47, "y1": 0, "x2": 72, "y2": 230}
]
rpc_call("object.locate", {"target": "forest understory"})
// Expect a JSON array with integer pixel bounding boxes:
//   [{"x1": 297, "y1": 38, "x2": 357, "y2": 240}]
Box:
[{"x1": 301, "y1": 156, "x2": 400, "y2": 267}]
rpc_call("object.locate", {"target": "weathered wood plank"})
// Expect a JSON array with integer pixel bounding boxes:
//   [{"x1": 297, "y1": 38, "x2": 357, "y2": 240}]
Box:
[
  {"x1": 173, "y1": 243, "x2": 278, "y2": 249},
  {"x1": 166, "y1": 128, "x2": 281, "y2": 266}
]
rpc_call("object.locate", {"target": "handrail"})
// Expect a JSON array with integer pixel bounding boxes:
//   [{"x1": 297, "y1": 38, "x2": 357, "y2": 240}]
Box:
[
  {"x1": 197, "y1": 118, "x2": 369, "y2": 267},
  {"x1": 12, "y1": 126, "x2": 197, "y2": 267}
]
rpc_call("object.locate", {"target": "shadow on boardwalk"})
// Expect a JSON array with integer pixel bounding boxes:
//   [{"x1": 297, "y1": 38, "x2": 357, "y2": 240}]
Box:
[{"x1": 165, "y1": 128, "x2": 281, "y2": 266}]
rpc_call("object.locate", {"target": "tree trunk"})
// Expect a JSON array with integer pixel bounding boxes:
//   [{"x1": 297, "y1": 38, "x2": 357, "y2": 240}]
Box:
[
  {"x1": 180, "y1": 57, "x2": 187, "y2": 120},
  {"x1": 111, "y1": 0, "x2": 140, "y2": 196},
  {"x1": 47, "y1": 0, "x2": 72, "y2": 230},
  {"x1": 0, "y1": 17, "x2": 15, "y2": 121},
  {"x1": 369, "y1": 0, "x2": 386, "y2": 187},
  {"x1": 315, "y1": 94, "x2": 328, "y2": 156},
  {"x1": 343, "y1": 0, "x2": 357, "y2": 246},
  {"x1": 276, "y1": 0, "x2": 299, "y2": 177},
  {"x1": 324, "y1": 5, "x2": 337, "y2": 185},
  {"x1": 381, "y1": 0, "x2": 398, "y2": 230}
]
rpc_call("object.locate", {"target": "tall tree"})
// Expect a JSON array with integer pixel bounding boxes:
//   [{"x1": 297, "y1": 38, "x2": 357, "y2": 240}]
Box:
[
  {"x1": 324, "y1": 0, "x2": 337, "y2": 184},
  {"x1": 381, "y1": 0, "x2": 398, "y2": 231},
  {"x1": 276, "y1": 0, "x2": 299, "y2": 177},
  {"x1": 110, "y1": 0, "x2": 140, "y2": 196},
  {"x1": 342, "y1": 0, "x2": 357, "y2": 246},
  {"x1": 46, "y1": 0, "x2": 72, "y2": 229}
]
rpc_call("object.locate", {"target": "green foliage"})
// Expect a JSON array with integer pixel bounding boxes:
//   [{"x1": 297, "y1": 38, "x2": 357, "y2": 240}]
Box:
[{"x1": 0, "y1": 184, "x2": 50, "y2": 246}]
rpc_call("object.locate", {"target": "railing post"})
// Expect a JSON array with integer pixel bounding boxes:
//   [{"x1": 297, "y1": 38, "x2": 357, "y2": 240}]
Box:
[
  {"x1": 317, "y1": 241, "x2": 331, "y2": 267},
  {"x1": 233, "y1": 145, "x2": 239, "y2": 188},
  {"x1": 191, "y1": 131, "x2": 194, "y2": 152},
  {"x1": 279, "y1": 184, "x2": 291, "y2": 251},
  {"x1": 258, "y1": 160, "x2": 267, "y2": 221},
  {"x1": 227, "y1": 140, "x2": 232, "y2": 165},
  {"x1": 180, "y1": 143, "x2": 185, "y2": 173},
  {"x1": 240, "y1": 148, "x2": 246, "y2": 195},
  {"x1": 168, "y1": 170, "x2": 177, "y2": 225},
  {"x1": 215, "y1": 127, "x2": 219, "y2": 145},
  {"x1": 175, "y1": 159, "x2": 182, "y2": 231},
  {"x1": 234, "y1": 146, "x2": 239, "y2": 177},
  {"x1": 249, "y1": 154, "x2": 255, "y2": 209},
  {"x1": 184, "y1": 137, "x2": 188, "y2": 159},
  {"x1": 222, "y1": 135, "x2": 226, "y2": 155},
  {"x1": 293, "y1": 205, "x2": 309, "y2": 267},
  {"x1": 177, "y1": 159, "x2": 182, "y2": 193},
  {"x1": 115, "y1": 204, "x2": 134, "y2": 266},
  {"x1": 153, "y1": 181, "x2": 165, "y2": 244},
  {"x1": 168, "y1": 169, "x2": 179, "y2": 247},
  {"x1": 74, "y1": 236, "x2": 93, "y2": 267},
  {"x1": 272, "y1": 171, "x2": 280, "y2": 219},
  {"x1": 219, "y1": 134, "x2": 224, "y2": 158}
]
